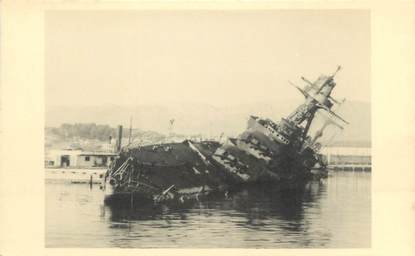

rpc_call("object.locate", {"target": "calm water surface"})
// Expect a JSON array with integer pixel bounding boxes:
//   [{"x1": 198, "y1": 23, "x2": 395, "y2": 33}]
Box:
[{"x1": 46, "y1": 171, "x2": 371, "y2": 248}]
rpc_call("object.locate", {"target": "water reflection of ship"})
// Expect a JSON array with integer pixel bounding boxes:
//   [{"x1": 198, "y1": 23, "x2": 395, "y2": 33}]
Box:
[
  {"x1": 222, "y1": 180, "x2": 325, "y2": 221},
  {"x1": 105, "y1": 180, "x2": 325, "y2": 232}
]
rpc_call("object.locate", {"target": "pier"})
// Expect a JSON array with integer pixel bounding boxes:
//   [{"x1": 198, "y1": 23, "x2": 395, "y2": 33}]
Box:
[
  {"x1": 321, "y1": 146, "x2": 371, "y2": 172},
  {"x1": 327, "y1": 164, "x2": 371, "y2": 172},
  {"x1": 45, "y1": 167, "x2": 107, "y2": 184}
]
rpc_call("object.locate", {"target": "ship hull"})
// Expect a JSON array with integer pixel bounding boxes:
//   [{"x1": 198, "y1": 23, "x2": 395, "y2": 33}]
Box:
[
  {"x1": 102, "y1": 138, "x2": 318, "y2": 207},
  {"x1": 103, "y1": 175, "x2": 311, "y2": 209}
]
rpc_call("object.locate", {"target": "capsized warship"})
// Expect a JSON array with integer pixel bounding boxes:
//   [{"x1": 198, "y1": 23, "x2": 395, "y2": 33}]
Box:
[{"x1": 102, "y1": 67, "x2": 347, "y2": 206}]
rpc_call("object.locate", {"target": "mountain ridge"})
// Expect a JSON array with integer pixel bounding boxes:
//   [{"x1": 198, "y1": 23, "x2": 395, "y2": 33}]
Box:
[{"x1": 46, "y1": 100, "x2": 371, "y2": 144}]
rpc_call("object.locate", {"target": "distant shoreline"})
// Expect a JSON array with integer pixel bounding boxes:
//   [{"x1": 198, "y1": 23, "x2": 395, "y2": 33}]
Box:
[{"x1": 327, "y1": 140, "x2": 371, "y2": 148}]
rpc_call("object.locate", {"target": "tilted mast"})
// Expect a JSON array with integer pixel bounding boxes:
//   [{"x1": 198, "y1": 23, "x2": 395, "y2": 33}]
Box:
[
  {"x1": 287, "y1": 66, "x2": 347, "y2": 138},
  {"x1": 288, "y1": 67, "x2": 340, "y2": 123}
]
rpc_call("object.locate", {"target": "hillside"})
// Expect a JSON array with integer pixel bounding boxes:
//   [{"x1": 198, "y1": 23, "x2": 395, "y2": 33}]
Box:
[{"x1": 46, "y1": 100, "x2": 371, "y2": 146}]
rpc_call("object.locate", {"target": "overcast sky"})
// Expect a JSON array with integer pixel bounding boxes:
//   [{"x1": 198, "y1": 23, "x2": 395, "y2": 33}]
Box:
[{"x1": 45, "y1": 10, "x2": 370, "y2": 107}]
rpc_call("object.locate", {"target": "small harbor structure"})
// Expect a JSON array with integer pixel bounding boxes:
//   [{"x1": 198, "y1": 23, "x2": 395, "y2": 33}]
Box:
[
  {"x1": 45, "y1": 148, "x2": 117, "y2": 168},
  {"x1": 45, "y1": 148, "x2": 117, "y2": 184},
  {"x1": 321, "y1": 145, "x2": 371, "y2": 171}
]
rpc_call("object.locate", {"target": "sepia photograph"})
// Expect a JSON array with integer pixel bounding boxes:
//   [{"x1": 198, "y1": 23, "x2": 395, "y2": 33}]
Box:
[
  {"x1": 3, "y1": 0, "x2": 415, "y2": 255},
  {"x1": 43, "y1": 10, "x2": 372, "y2": 248}
]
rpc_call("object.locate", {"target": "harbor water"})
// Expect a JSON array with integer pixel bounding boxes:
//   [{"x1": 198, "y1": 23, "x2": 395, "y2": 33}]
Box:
[{"x1": 45, "y1": 171, "x2": 371, "y2": 248}]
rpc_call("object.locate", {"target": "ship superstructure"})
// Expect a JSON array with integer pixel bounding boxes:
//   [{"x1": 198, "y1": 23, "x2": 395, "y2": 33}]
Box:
[{"x1": 102, "y1": 67, "x2": 347, "y2": 206}]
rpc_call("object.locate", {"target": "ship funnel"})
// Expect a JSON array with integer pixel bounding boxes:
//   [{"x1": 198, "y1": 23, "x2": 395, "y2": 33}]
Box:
[{"x1": 116, "y1": 125, "x2": 123, "y2": 152}]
